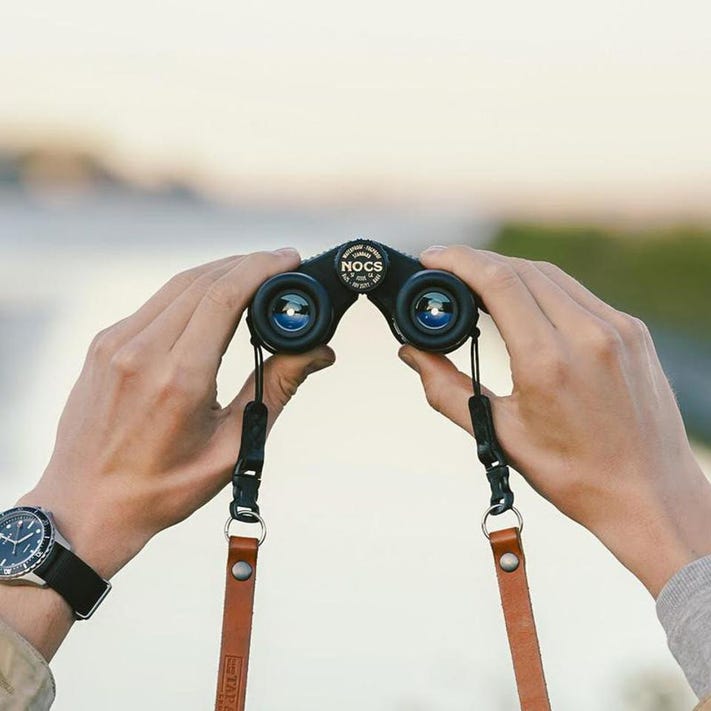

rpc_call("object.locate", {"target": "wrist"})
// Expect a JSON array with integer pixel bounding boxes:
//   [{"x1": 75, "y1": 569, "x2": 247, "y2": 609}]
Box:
[
  {"x1": 0, "y1": 581, "x2": 73, "y2": 661},
  {"x1": 595, "y1": 459, "x2": 711, "y2": 597},
  {"x1": 16, "y1": 486, "x2": 148, "y2": 580}
]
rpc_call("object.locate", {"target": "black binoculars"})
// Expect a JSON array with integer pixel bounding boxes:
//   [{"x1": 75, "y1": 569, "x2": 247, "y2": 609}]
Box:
[{"x1": 248, "y1": 240, "x2": 480, "y2": 354}]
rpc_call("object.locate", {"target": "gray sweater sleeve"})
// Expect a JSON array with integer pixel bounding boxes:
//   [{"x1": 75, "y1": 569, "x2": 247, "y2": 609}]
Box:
[{"x1": 657, "y1": 555, "x2": 711, "y2": 700}]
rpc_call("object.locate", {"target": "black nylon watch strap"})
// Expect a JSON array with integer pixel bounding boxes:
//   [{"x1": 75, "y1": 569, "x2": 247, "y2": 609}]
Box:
[{"x1": 35, "y1": 543, "x2": 111, "y2": 619}]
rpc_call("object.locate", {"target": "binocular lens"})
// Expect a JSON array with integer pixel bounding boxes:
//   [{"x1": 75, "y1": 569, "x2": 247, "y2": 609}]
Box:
[
  {"x1": 413, "y1": 290, "x2": 454, "y2": 331},
  {"x1": 270, "y1": 291, "x2": 313, "y2": 333}
]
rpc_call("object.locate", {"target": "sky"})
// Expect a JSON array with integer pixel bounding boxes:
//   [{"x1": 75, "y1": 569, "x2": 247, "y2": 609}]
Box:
[{"x1": 1, "y1": 0, "x2": 711, "y2": 211}]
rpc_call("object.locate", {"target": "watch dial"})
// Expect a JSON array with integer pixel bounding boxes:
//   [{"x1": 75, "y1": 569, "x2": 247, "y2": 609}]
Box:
[{"x1": 0, "y1": 507, "x2": 53, "y2": 579}]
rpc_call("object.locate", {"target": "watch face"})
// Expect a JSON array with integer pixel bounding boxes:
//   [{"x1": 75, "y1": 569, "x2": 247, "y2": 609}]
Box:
[{"x1": 0, "y1": 507, "x2": 54, "y2": 579}]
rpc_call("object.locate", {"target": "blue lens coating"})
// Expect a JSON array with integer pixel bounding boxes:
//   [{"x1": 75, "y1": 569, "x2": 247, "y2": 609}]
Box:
[
  {"x1": 271, "y1": 293, "x2": 312, "y2": 333},
  {"x1": 414, "y1": 291, "x2": 454, "y2": 330}
]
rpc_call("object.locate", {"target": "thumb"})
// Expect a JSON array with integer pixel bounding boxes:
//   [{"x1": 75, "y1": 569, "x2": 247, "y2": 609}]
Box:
[
  {"x1": 398, "y1": 344, "x2": 498, "y2": 436},
  {"x1": 230, "y1": 345, "x2": 336, "y2": 431}
]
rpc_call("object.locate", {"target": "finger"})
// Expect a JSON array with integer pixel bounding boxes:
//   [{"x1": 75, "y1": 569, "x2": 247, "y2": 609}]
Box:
[
  {"x1": 230, "y1": 345, "x2": 336, "y2": 429},
  {"x1": 203, "y1": 346, "x2": 336, "y2": 491},
  {"x1": 534, "y1": 261, "x2": 663, "y2": 399},
  {"x1": 505, "y1": 257, "x2": 593, "y2": 329},
  {"x1": 105, "y1": 255, "x2": 242, "y2": 346},
  {"x1": 398, "y1": 344, "x2": 503, "y2": 437},
  {"x1": 172, "y1": 249, "x2": 302, "y2": 370},
  {"x1": 118, "y1": 257, "x2": 246, "y2": 358},
  {"x1": 534, "y1": 260, "x2": 634, "y2": 329},
  {"x1": 170, "y1": 346, "x2": 336, "y2": 498},
  {"x1": 419, "y1": 246, "x2": 554, "y2": 360}
]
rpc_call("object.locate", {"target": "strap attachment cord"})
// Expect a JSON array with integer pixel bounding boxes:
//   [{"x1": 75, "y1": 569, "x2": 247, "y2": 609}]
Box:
[
  {"x1": 229, "y1": 342, "x2": 268, "y2": 523},
  {"x1": 468, "y1": 330, "x2": 514, "y2": 514}
]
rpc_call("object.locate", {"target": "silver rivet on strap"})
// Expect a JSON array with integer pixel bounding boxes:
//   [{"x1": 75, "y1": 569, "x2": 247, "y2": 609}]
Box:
[
  {"x1": 499, "y1": 552, "x2": 520, "y2": 572},
  {"x1": 231, "y1": 561, "x2": 253, "y2": 581}
]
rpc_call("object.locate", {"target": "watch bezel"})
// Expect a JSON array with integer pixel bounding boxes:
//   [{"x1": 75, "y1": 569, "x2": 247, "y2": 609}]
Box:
[{"x1": 0, "y1": 506, "x2": 55, "y2": 580}]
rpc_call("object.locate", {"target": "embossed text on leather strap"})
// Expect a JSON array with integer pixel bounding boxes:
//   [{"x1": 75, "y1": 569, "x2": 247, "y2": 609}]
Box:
[
  {"x1": 490, "y1": 527, "x2": 551, "y2": 711},
  {"x1": 215, "y1": 536, "x2": 259, "y2": 711}
]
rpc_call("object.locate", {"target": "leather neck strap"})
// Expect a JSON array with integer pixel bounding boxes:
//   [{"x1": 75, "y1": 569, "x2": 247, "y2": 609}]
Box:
[
  {"x1": 215, "y1": 536, "x2": 259, "y2": 711},
  {"x1": 489, "y1": 527, "x2": 551, "y2": 711},
  {"x1": 214, "y1": 528, "x2": 550, "y2": 710}
]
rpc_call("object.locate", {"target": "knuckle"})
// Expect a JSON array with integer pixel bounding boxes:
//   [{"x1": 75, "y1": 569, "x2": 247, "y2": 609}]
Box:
[
  {"x1": 268, "y1": 368, "x2": 304, "y2": 406},
  {"x1": 109, "y1": 342, "x2": 144, "y2": 377},
  {"x1": 523, "y1": 348, "x2": 568, "y2": 390},
  {"x1": 510, "y1": 257, "x2": 540, "y2": 279},
  {"x1": 446, "y1": 244, "x2": 474, "y2": 259},
  {"x1": 167, "y1": 269, "x2": 197, "y2": 292},
  {"x1": 204, "y1": 279, "x2": 244, "y2": 311},
  {"x1": 170, "y1": 256, "x2": 243, "y2": 292},
  {"x1": 585, "y1": 322, "x2": 621, "y2": 360},
  {"x1": 483, "y1": 261, "x2": 519, "y2": 291},
  {"x1": 88, "y1": 327, "x2": 118, "y2": 360},
  {"x1": 156, "y1": 365, "x2": 200, "y2": 402},
  {"x1": 423, "y1": 378, "x2": 446, "y2": 414},
  {"x1": 616, "y1": 313, "x2": 649, "y2": 344},
  {"x1": 533, "y1": 260, "x2": 558, "y2": 274},
  {"x1": 243, "y1": 250, "x2": 284, "y2": 279},
  {"x1": 248, "y1": 249, "x2": 276, "y2": 262},
  {"x1": 634, "y1": 316, "x2": 651, "y2": 340}
]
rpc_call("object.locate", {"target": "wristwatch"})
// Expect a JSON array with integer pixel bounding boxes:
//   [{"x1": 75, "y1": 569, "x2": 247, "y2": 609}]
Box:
[{"x1": 0, "y1": 505, "x2": 111, "y2": 619}]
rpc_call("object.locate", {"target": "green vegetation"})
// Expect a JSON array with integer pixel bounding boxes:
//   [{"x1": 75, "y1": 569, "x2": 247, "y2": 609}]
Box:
[{"x1": 490, "y1": 224, "x2": 711, "y2": 343}]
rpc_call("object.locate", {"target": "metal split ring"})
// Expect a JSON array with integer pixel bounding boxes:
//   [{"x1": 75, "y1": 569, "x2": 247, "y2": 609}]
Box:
[
  {"x1": 224, "y1": 511, "x2": 267, "y2": 546},
  {"x1": 481, "y1": 505, "x2": 524, "y2": 540}
]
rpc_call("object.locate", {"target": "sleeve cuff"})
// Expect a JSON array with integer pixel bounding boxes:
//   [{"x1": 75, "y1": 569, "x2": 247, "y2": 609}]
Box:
[
  {"x1": 657, "y1": 554, "x2": 711, "y2": 700},
  {"x1": 0, "y1": 617, "x2": 55, "y2": 710}
]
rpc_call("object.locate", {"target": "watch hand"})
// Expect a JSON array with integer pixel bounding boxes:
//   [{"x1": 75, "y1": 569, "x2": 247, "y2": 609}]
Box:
[
  {"x1": 0, "y1": 533, "x2": 14, "y2": 545},
  {"x1": 13, "y1": 522, "x2": 21, "y2": 554},
  {"x1": 15, "y1": 533, "x2": 34, "y2": 545}
]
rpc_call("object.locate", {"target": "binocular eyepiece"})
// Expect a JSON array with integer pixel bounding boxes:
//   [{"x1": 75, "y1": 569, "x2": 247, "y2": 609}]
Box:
[{"x1": 248, "y1": 240, "x2": 479, "y2": 354}]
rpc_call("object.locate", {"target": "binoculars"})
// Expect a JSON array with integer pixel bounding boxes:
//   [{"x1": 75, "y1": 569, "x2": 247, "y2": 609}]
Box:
[{"x1": 248, "y1": 240, "x2": 480, "y2": 354}]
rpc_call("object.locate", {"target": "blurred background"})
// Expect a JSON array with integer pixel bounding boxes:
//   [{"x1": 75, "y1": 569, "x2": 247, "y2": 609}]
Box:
[{"x1": 1, "y1": 1, "x2": 710, "y2": 709}]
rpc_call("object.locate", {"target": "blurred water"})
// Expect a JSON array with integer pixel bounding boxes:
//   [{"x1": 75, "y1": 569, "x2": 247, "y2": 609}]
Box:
[{"x1": 0, "y1": 194, "x2": 702, "y2": 710}]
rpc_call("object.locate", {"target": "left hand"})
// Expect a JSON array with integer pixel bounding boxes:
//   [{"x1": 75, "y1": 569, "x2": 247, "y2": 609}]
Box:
[{"x1": 399, "y1": 245, "x2": 711, "y2": 597}]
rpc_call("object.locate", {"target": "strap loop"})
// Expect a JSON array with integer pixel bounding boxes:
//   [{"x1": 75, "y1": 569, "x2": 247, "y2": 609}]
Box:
[
  {"x1": 224, "y1": 513, "x2": 267, "y2": 546},
  {"x1": 481, "y1": 505, "x2": 524, "y2": 539}
]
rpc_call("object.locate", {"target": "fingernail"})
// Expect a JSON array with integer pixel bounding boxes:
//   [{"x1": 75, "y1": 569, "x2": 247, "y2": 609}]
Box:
[
  {"x1": 305, "y1": 356, "x2": 335, "y2": 375},
  {"x1": 274, "y1": 247, "x2": 299, "y2": 257},
  {"x1": 421, "y1": 245, "x2": 446, "y2": 256},
  {"x1": 399, "y1": 349, "x2": 419, "y2": 373}
]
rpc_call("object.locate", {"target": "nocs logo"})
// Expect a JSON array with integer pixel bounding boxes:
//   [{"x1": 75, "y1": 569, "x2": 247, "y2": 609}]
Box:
[{"x1": 335, "y1": 241, "x2": 389, "y2": 292}]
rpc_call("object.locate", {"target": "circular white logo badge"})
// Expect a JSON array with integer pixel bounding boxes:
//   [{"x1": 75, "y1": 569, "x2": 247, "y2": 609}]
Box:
[{"x1": 335, "y1": 241, "x2": 389, "y2": 292}]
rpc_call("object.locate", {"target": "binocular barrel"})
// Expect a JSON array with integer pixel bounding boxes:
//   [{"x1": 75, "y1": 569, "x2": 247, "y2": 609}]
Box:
[{"x1": 248, "y1": 240, "x2": 479, "y2": 354}]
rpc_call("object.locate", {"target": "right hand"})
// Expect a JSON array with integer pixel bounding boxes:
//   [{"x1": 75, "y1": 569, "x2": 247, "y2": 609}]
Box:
[
  {"x1": 400, "y1": 245, "x2": 711, "y2": 597},
  {"x1": 19, "y1": 248, "x2": 335, "y2": 583}
]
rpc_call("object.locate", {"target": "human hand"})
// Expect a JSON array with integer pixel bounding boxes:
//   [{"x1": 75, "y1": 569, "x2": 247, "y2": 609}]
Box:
[
  {"x1": 399, "y1": 245, "x2": 711, "y2": 596},
  {"x1": 18, "y1": 249, "x2": 335, "y2": 581}
]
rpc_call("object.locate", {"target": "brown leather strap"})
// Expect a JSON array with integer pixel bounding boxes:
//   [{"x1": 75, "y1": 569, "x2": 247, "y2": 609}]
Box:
[
  {"x1": 490, "y1": 527, "x2": 551, "y2": 711},
  {"x1": 215, "y1": 536, "x2": 259, "y2": 711}
]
